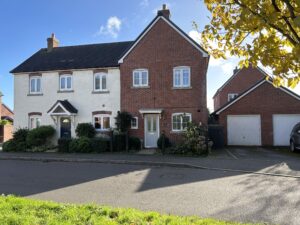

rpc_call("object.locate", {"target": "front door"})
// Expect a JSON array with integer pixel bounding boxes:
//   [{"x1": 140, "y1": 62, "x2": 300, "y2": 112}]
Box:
[
  {"x1": 144, "y1": 114, "x2": 159, "y2": 148},
  {"x1": 60, "y1": 117, "x2": 71, "y2": 138}
]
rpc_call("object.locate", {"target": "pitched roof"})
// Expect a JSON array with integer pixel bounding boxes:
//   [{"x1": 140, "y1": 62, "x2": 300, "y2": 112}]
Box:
[
  {"x1": 1, "y1": 103, "x2": 14, "y2": 115},
  {"x1": 47, "y1": 100, "x2": 78, "y2": 114},
  {"x1": 11, "y1": 41, "x2": 134, "y2": 74},
  {"x1": 213, "y1": 78, "x2": 300, "y2": 115},
  {"x1": 118, "y1": 15, "x2": 208, "y2": 63}
]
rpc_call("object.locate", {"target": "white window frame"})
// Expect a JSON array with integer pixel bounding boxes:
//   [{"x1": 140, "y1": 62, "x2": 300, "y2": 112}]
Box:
[
  {"x1": 172, "y1": 113, "x2": 192, "y2": 132},
  {"x1": 60, "y1": 74, "x2": 73, "y2": 91},
  {"x1": 29, "y1": 115, "x2": 41, "y2": 130},
  {"x1": 93, "y1": 114, "x2": 111, "y2": 131},
  {"x1": 94, "y1": 73, "x2": 108, "y2": 92},
  {"x1": 131, "y1": 117, "x2": 138, "y2": 129},
  {"x1": 173, "y1": 66, "x2": 191, "y2": 88},
  {"x1": 29, "y1": 76, "x2": 42, "y2": 94},
  {"x1": 228, "y1": 93, "x2": 238, "y2": 102},
  {"x1": 132, "y1": 69, "x2": 149, "y2": 87}
]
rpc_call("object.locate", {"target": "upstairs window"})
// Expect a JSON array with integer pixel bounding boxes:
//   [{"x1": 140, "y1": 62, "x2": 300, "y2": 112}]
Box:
[
  {"x1": 133, "y1": 69, "x2": 148, "y2": 87},
  {"x1": 228, "y1": 93, "x2": 238, "y2": 102},
  {"x1": 60, "y1": 74, "x2": 72, "y2": 91},
  {"x1": 172, "y1": 113, "x2": 192, "y2": 131},
  {"x1": 131, "y1": 117, "x2": 138, "y2": 129},
  {"x1": 93, "y1": 114, "x2": 111, "y2": 131},
  {"x1": 173, "y1": 66, "x2": 191, "y2": 88},
  {"x1": 29, "y1": 115, "x2": 41, "y2": 129},
  {"x1": 94, "y1": 73, "x2": 107, "y2": 91},
  {"x1": 30, "y1": 76, "x2": 41, "y2": 94}
]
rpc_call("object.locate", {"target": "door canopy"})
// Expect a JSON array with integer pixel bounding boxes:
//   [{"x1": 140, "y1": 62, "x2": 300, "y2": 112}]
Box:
[{"x1": 47, "y1": 100, "x2": 78, "y2": 116}]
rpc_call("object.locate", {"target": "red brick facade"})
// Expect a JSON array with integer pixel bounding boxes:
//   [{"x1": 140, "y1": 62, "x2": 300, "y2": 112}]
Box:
[
  {"x1": 218, "y1": 82, "x2": 300, "y2": 146},
  {"x1": 120, "y1": 18, "x2": 209, "y2": 144},
  {"x1": 0, "y1": 99, "x2": 14, "y2": 143},
  {"x1": 213, "y1": 66, "x2": 265, "y2": 110}
]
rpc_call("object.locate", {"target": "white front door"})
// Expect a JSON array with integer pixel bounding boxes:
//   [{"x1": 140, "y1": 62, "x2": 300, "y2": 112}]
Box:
[
  {"x1": 273, "y1": 114, "x2": 300, "y2": 146},
  {"x1": 144, "y1": 114, "x2": 160, "y2": 148},
  {"x1": 227, "y1": 115, "x2": 261, "y2": 146}
]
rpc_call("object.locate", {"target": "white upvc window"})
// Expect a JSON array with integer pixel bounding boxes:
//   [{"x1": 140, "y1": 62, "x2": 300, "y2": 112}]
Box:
[
  {"x1": 173, "y1": 66, "x2": 191, "y2": 88},
  {"x1": 228, "y1": 93, "x2": 238, "y2": 102},
  {"x1": 94, "y1": 73, "x2": 107, "y2": 91},
  {"x1": 60, "y1": 74, "x2": 72, "y2": 91},
  {"x1": 29, "y1": 116, "x2": 41, "y2": 129},
  {"x1": 133, "y1": 69, "x2": 148, "y2": 87},
  {"x1": 131, "y1": 117, "x2": 138, "y2": 129},
  {"x1": 93, "y1": 114, "x2": 111, "y2": 131},
  {"x1": 172, "y1": 113, "x2": 192, "y2": 131},
  {"x1": 29, "y1": 76, "x2": 42, "y2": 94}
]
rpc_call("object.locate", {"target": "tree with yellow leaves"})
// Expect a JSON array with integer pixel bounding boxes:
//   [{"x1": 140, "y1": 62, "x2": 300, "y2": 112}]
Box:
[{"x1": 201, "y1": 0, "x2": 300, "y2": 87}]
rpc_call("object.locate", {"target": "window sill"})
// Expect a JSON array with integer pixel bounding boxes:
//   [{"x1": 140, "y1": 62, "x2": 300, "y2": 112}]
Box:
[
  {"x1": 131, "y1": 86, "x2": 150, "y2": 89},
  {"x1": 172, "y1": 87, "x2": 192, "y2": 90},
  {"x1": 131, "y1": 127, "x2": 138, "y2": 130},
  {"x1": 57, "y1": 90, "x2": 74, "y2": 93},
  {"x1": 170, "y1": 130, "x2": 185, "y2": 134},
  {"x1": 27, "y1": 93, "x2": 43, "y2": 96},
  {"x1": 92, "y1": 90, "x2": 110, "y2": 94}
]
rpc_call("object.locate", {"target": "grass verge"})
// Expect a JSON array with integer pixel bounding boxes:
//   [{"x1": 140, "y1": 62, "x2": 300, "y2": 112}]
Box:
[{"x1": 0, "y1": 195, "x2": 259, "y2": 225}]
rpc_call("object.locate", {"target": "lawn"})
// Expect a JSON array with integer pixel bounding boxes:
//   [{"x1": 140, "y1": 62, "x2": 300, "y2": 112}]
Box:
[{"x1": 0, "y1": 195, "x2": 259, "y2": 225}]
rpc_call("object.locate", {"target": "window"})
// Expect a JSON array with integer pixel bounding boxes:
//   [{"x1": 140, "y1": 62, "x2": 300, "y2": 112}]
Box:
[
  {"x1": 29, "y1": 76, "x2": 41, "y2": 94},
  {"x1": 93, "y1": 114, "x2": 111, "y2": 130},
  {"x1": 173, "y1": 67, "x2": 191, "y2": 88},
  {"x1": 172, "y1": 113, "x2": 192, "y2": 131},
  {"x1": 131, "y1": 117, "x2": 138, "y2": 129},
  {"x1": 60, "y1": 74, "x2": 72, "y2": 91},
  {"x1": 29, "y1": 116, "x2": 41, "y2": 129},
  {"x1": 94, "y1": 73, "x2": 107, "y2": 91},
  {"x1": 228, "y1": 93, "x2": 238, "y2": 102},
  {"x1": 133, "y1": 69, "x2": 148, "y2": 87}
]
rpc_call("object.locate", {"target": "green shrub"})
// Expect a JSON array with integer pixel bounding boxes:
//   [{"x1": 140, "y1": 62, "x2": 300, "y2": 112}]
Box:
[
  {"x1": 115, "y1": 111, "x2": 132, "y2": 132},
  {"x1": 75, "y1": 123, "x2": 96, "y2": 138},
  {"x1": 57, "y1": 138, "x2": 72, "y2": 152},
  {"x1": 13, "y1": 128, "x2": 29, "y2": 143},
  {"x1": 157, "y1": 135, "x2": 171, "y2": 150},
  {"x1": 26, "y1": 126, "x2": 55, "y2": 147},
  {"x1": 69, "y1": 137, "x2": 92, "y2": 153},
  {"x1": 2, "y1": 140, "x2": 27, "y2": 152},
  {"x1": 91, "y1": 137, "x2": 110, "y2": 152},
  {"x1": 129, "y1": 137, "x2": 141, "y2": 150},
  {"x1": 113, "y1": 134, "x2": 126, "y2": 151}
]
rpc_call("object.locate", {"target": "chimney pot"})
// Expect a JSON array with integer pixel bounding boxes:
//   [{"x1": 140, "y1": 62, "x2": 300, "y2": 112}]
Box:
[
  {"x1": 233, "y1": 66, "x2": 239, "y2": 74},
  {"x1": 47, "y1": 33, "x2": 59, "y2": 52},
  {"x1": 157, "y1": 4, "x2": 171, "y2": 19}
]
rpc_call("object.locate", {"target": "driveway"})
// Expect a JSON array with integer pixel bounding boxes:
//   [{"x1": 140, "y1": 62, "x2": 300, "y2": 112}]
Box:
[{"x1": 0, "y1": 154, "x2": 299, "y2": 225}]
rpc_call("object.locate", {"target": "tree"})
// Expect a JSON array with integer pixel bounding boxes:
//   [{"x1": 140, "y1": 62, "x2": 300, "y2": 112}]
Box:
[{"x1": 200, "y1": 0, "x2": 300, "y2": 87}]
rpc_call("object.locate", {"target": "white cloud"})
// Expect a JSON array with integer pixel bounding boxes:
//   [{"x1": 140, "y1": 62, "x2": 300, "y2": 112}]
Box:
[
  {"x1": 140, "y1": 0, "x2": 149, "y2": 8},
  {"x1": 96, "y1": 16, "x2": 122, "y2": 38}
]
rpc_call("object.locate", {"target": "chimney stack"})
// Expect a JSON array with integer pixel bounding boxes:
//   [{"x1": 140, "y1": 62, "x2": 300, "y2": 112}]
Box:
[
  {"x1": 47, "y1": 33, "x2": 59, "y2": 52},
  {"x1": 157, "y1": 4, "x2": 171, "y2": 19},
  {"x1": 233, "y1": 66, "x2": 239, "y2": 74}
]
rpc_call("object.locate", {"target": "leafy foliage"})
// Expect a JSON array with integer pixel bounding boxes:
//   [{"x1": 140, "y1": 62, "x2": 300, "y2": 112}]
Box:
[
  {"x1": 75, "y1": 123, "x2": 96, "y2": 138},
  {"x1": 157, "y1": 135, "x2": 171, "y2": 150},
  {"x1": 115, "y1": 111, "x2": 132, "y2": 132},
  {"x1": 69, "y1": 137, "x2": 92, "y2": 153},
  {"x1": 26, "y1": 126, "x2": 56, "y2": 147},
  {"x1": 129, "y1": 137, "x2": 141, "y2": 150},
  {"x1": 91, "y1": 137, "x2": 110, "y2": 152},
  {"x1": 201, "y1": 0, "x2": 300, "y2": 87},
  {"x1": 57, "y1": 138, "x2": 73, "y2": 152},
  {"x1": 2, "y1": 128, "x2": 29, "y2": 152}
]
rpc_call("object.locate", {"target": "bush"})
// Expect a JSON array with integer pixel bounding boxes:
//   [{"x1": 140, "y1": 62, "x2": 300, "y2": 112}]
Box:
[
  {"x1": 69, "y1": 137, "x2": 92, "y2": 153},
  {"x1": 91, "y1": 137, "x2": 110, "y2": 152},
  {"x1": 2, "y1": 128, "x2": 29, "y2": 152},
  {"x1": 115, "y1": 111, "x2": 132, "y2": 132},
  {"x1": 157, "y1": 135, "x2": 171, "y2": 150},
  {"x1": 26, "y1": 126, "x2": 56, "y2": 148},
  {"x1": 208, "y1": 125, "x2": 224, "y2": 149},
  {"x1": 75, "y1": 123, "x2": 96, "y2": 138},
  {"x1": 113, "y1": 134, "x2": 126, "y2": 151},
  {"x1": 57, "y1": 138, "x2": 72, "y2": 152},
  {"x1": 129, "y1": 137, "x2": 141, "y2": 150},
  {"x1": 13, "y1": 128, "x2": 29, "y2": 143}
]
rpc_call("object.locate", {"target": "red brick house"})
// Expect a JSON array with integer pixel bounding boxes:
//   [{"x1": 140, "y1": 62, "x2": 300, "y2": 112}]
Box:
[
  {"x1": 0, "y1": 92, "x2": 14, "y2": 143},
  {"x1": 212, "y1": 67, "x2": 300, "y2": 146},
  {"x1": 119, "y1": 6, "x2": 209, "y2": 148}
]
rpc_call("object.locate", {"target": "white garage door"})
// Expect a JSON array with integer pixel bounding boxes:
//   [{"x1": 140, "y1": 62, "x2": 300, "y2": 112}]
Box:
[
  {"x1": 273, "y1": 114, "x2": 300, "y2": 146},
  {"x1": 227, "y1": 115, "x2": 261, "y2": 146}
]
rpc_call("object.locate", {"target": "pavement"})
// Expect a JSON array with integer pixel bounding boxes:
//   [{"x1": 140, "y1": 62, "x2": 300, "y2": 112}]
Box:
[{"x1": 0, "y1": 148, "x2": 300, "y2": 225}]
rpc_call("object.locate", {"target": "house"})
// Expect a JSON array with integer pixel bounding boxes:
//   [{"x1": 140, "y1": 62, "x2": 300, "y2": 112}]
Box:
[
  {"x1": 11, "y1": 5, "x2": 209, "y2": 147},
  {"x1": 0, "y1": 92, "x2": 14, "y2": 143},
  {"x1": 212, "y1": 66, "x2": 300, "y2": 147}
]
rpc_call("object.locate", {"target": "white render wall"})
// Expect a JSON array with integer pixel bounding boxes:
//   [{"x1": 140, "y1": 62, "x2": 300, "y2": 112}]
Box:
[{"x1": 14, "y1": 68, "x2": 120, "y2": 139}]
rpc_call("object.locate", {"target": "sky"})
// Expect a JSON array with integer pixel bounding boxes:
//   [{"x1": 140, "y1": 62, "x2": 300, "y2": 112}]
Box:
[{"x1": 0, "y1": 0, "x2": 247, "y2": 111}]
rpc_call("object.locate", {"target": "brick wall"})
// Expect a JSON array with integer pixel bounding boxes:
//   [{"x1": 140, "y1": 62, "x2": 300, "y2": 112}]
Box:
[
  {"x1": 1, "y1": 104, "x2": 13, "y2": 118},
  {"x1": 120, "y1": 18, "x2": 208, "y2": 143},
  {"x1": 218, "y1": 82, "x2": 300, "y2": 146},
  {"x1": 214, "y1": 67, "x2": 265, "y2": 110}
]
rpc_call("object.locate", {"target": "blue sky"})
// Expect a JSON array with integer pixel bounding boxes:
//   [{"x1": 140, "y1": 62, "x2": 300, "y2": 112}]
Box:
[{"x1": 0, "y1": 0, "x2": 240, "y2": 111}]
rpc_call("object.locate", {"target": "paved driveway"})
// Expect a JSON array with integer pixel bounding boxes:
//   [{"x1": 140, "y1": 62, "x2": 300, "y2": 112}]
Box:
[{"x1": 0, "y1": 157, "x2": 299, "y2": 225}]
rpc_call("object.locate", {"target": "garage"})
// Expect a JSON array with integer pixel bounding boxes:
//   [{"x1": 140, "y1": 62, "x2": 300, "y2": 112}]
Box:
[
  {"x1": 227, "y1": 115, "x2": 261, "y2": 146},
  {"x1": 273, "y1": 114, "x2": 300, "y2": 146}
]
